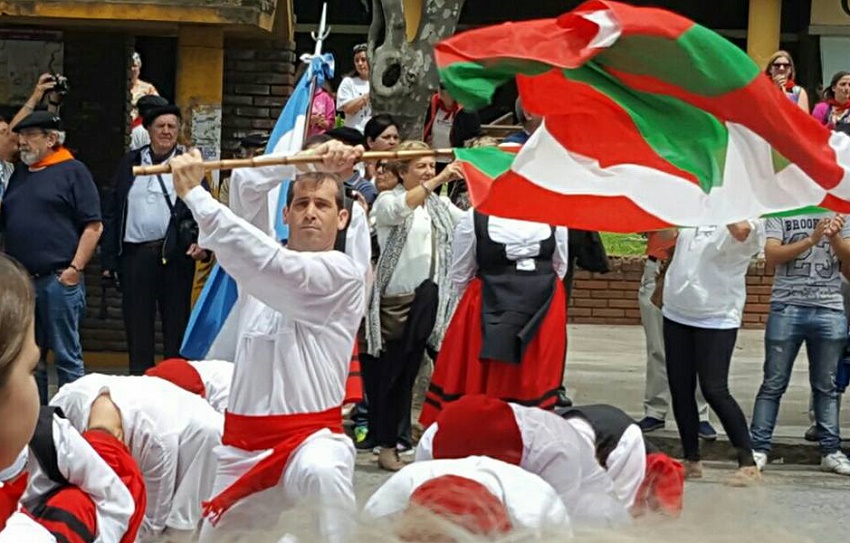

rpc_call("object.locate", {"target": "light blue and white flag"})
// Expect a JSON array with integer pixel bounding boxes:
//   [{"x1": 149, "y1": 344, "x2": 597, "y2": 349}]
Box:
[{"x1": 180, "y1": 53, "x2": 335, "y2": 360}]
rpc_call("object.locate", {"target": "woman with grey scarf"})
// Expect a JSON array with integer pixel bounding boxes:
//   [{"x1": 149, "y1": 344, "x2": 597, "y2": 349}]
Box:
[{"x1": 364, "y1": 140, "x2": 465, "y2": 471}]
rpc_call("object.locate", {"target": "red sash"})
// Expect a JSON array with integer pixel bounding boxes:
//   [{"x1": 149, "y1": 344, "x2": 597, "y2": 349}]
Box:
[
  {"x1": 202, "y1": 407, "x2": 343, "y2": 524},
  {"x1": 0, "y1": 472, "x2": 28, "y2": 530}
]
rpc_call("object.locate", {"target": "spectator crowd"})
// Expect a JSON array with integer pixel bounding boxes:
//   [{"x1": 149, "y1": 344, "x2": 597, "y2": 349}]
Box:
[{"x1": 0, "y1": 43, "x2": 848, "y2": 543}]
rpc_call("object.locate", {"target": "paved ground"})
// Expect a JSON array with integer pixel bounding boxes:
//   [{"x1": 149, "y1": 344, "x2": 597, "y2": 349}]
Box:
[{"x1": 353, "y1": 457, "x2": 846, "y2": 543}]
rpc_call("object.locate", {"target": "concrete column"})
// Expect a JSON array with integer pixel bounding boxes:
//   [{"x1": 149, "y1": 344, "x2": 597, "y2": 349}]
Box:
[
  {"x1": 176, "y1": 25, "x2": 224, "y2": 169},
  {"x1": 176, "y1": 25, "x2": 223, "y2": 306},
  {"x1": 747, "y1": 0, "x2": 782, "y2": 69}
]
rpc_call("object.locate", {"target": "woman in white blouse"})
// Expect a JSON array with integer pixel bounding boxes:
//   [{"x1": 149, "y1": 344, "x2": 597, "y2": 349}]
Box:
[
  {"x1": 662, "y1": 220, "x2": 764, "y2": 486},
  {"x1": 364, "y1": 141, "x2": 465, "y2": 471},
  {"x1": 419, "y1": 209, "x2": 569, "y2": 427},
  {"x1": 336, "y1": 44, "x2": 371, "y2": 132}
]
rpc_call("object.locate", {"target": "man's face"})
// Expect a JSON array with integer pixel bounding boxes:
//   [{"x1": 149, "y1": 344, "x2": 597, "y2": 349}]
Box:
[
  {"x1": 0, "y1": 122, "x2": 18, "y2": 162},
  {"x1": 148, "y1": 115, "x2": 179, "y2": 153},
  {"x1": 284, "y1": 177, "x2": 349, "y2": 252},
  {"x1": 18, "y1": 129, "x2": 57, "y2": 166}
]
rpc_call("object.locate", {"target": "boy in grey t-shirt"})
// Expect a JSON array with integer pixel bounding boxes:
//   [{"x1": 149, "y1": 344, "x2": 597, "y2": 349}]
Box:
[{"x1": 751, "y1": 213, "x2": 850, "y2": 475}]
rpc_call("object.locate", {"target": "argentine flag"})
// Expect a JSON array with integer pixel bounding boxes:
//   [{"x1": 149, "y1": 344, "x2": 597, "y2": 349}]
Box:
[{"x1": 180, "y1": 53, "x2": 335, "y2": 360}]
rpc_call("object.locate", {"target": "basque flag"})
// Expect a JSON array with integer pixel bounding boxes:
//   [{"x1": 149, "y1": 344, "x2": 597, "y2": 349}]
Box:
[{"x1": 180, "y1": 53, "x2": 335, "y2": 360}]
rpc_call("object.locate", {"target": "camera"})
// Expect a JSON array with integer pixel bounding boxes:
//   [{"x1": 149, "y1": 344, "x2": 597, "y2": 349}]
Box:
[{"x1": 49, "y1": 73, "x2": 70, "y2": 96}]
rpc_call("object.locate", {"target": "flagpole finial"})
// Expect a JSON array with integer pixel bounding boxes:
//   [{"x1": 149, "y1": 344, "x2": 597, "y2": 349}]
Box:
[{"x1": 312, "y1": 3, "x2": 331, "y2": 56}]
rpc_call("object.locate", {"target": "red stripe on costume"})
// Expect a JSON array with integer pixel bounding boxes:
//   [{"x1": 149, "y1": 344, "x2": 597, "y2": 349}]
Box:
[
  {"x1": 344, "y1": 346, "x2": 364, "y2": 404},
  {"x1": 37, "y1": 492, "x2": 97, "y2": 543},
  {"x1": 202, "y1": 407, "x2": 343, "y2": 524},
  {"x1": 82, "y1": 430, "x2": 146, "y2": 543},
  {"x1": 0, "y1": 472, "x2": 28, "y2": 530}
]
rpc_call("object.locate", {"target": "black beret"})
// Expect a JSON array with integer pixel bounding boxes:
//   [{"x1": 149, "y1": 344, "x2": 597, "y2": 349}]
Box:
[
  {"x1": 142, "y1": 104, "x2": 182, "y2": 128},
  {"x1": 13, "y1": 111, "x2": 63, "y2": 133},
  {"x1": 136, "y1": 95, "x2": 169, "y2": 118},
  {"x1": 325, "y1": 126, "x2": 366, "y2": 147},
  {"x1": 240, "y1": 133, "x2": 269, "y2": 149}
]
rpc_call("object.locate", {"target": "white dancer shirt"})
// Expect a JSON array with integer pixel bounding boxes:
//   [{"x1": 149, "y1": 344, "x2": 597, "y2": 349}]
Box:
[
  {"x1": 50, "y1": 374, "x2": 224, "y2": 542},
  {"x1": 416, "y1": 404, "x2": 632, "y2": 530},
  {"x1": 450, "y1": 210, "x2": 569, "y2": 293},
  {"x1": 363, "y1": 456, "x2": 573, "y2": 537},
  {"x1": 188, "y1": 360, "x2": 234, "y2": 414},
  {"x1": 188, "y1": 159, "x2": 366, "y2": 543}
]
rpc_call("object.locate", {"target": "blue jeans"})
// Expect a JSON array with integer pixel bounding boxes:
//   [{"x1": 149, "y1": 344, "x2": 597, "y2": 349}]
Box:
[
  {"x1": 33, "y1": 274, "x2": 86, "y2": 404},
  {"x1": 751, "y1": 303, "x2": 845, "y2": 455}
]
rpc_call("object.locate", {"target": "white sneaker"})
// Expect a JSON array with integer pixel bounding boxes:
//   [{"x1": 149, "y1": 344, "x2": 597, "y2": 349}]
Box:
[
  {"x1": 753, "y1": 451, "x2": 768, "y2": 472},
  {"x1": 820, "y1": 451, "x2": 850, "y2": 475}
]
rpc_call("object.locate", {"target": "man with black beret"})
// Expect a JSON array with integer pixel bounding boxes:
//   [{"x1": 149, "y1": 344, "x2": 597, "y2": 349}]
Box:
[
  {"x1": 0, "y1": 110, "x2": 103, "y2": 404},
  {"x1": 130, "y1": 95, "x2": 169, "y2": 151},
  {"x1": 102, "y1": 102, "x2": 209, "y2": 375}
]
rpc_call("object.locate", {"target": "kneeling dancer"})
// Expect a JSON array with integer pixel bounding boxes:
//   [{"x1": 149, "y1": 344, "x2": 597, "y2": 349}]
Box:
[{"x1": 417, "y1": 395, "x2": 631, "y2": 529}]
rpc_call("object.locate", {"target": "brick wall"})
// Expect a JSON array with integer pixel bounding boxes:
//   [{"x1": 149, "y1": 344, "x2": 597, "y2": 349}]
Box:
[
  {"x1": 570, "y1": 257, "x2": 774, "y2": 328},
  {"x1": 221, "y1": 38, "x2": 296, "y2": 157}
]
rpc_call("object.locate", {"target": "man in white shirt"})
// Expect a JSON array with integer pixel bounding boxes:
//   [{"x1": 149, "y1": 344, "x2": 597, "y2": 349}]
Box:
[
  {"x1": 168, "y1": 141, "x2": 366, "y2": 543},
  {"x1": 363, "y1": 455, "x2": 573, "y2": 540}
]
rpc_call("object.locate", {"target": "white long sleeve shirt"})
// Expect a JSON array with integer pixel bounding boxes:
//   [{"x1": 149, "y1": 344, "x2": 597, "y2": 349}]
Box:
[
  {"x1": 371, "y1": 185, "x2": 465, "y2": 296},
  {"x1": 416, "y1": 404, "x2": 631, "y2": 530},
  {"x1": 49, "y1": 374, "x2": 223, "y2": 542},
  {"x1": 184, "y1": 182, "x2": 366, "y2": 416},
  {"x1": 363, "y1": 456, "x2": 572, "y2": 537},
  {"x1": 188, "y1": 360, "x2": 234, "y2": 414},
  {"x1": 450, "y1": 210, "x2": 569, "y2": 293},
  {"x1": 663, "y1": 220, "x2": 765, "y2": 329}
]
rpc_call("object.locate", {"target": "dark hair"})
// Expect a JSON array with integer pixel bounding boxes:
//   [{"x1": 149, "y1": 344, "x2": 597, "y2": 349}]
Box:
[
  {"x1": 824, "y1": 71, "x2": 850, "y2": 101},
  {"x1": 364, "y1": 114, "x2": 399, "y2": 148},
  {"x1": 285, "y1": 172, "x2": 344, "y2": 209},
  {"x1": 0, "y1": 116, "x2": 7, "y2": 125},
  {"x1": 304, "y1": 134, "x2": 333, "y2": 149},
  {"x1": 0, "y1": 254, "x2": 35, "y2": 389}
]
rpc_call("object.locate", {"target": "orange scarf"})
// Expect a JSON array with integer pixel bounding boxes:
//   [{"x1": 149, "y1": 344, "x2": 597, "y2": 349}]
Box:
[{"x1": 30, "y1": 147, "x2": 74, "y2": 170}]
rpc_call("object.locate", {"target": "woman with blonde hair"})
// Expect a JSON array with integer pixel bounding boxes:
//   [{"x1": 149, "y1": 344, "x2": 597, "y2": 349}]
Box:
[
  {"x1": 364, "y1": 140, "x2": 465, "y2": 471},
  {"x1": 764, "y1": 51, "x2": 809, "y2": 112}
]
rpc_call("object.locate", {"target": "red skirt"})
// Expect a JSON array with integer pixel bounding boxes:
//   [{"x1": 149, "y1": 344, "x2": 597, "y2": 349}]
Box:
[{"x1": 420, "y1": 277, "x2": 567, "y2": 427}]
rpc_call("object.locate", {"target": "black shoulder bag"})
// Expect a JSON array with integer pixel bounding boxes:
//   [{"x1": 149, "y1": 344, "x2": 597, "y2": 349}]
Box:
[{"x1": 156, "y1": 173, "x2": 199, "y2": 265}]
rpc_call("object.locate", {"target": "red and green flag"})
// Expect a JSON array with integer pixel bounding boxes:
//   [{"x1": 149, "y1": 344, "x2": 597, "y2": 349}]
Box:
[{"x1": 438, "y1": 0, "x2": 850, "y2": 232}]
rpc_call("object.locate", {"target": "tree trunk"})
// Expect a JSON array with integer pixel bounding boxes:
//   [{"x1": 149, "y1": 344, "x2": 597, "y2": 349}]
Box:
[{"x1": 368, "y1": 0, "x2": 466, "y2": 139}]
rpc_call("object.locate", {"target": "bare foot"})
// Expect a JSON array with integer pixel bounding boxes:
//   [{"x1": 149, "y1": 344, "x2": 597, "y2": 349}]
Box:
[
  {"x1": 725, "y1": 466, "x2": 762, "y2": 487},
  {"x1": 684, "y1": 460, "x2": 703, "y2": 479}
]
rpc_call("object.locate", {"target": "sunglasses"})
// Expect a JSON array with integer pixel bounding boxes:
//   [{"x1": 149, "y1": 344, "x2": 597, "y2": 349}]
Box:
[
  {"x1": 353, "y1": 43, "x2": 368, "y2": 54},
  {"x1": 771, "y1": 62, "x2": 791, "y2": 69},
  {"x1": 376, "y1": 161, "x2": 388, "y2": 171}
]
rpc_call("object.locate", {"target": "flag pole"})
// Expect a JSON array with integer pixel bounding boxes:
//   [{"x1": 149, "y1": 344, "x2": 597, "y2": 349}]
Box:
[
  {"x1": 303, "y1": 3, "x2": 331, "y2": 142},
  {"x1": 132, "y1": 148, "x2": 456, "y2": 176}
]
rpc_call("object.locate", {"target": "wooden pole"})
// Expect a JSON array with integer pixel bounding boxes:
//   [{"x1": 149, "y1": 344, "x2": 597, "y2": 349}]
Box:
[{"x1": 132, "y1": 148, "x2": 456, "y2": 176}]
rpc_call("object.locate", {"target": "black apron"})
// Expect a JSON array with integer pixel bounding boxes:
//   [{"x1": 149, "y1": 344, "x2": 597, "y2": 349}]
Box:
[{"x1": 474, "y1": 211, "x2": 556, "y2": 364}]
